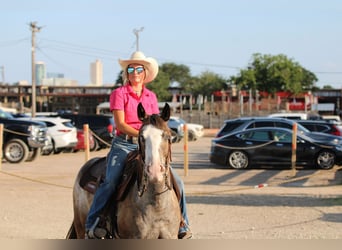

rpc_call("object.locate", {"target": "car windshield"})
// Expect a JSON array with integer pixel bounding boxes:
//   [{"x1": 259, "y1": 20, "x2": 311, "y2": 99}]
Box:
[
  {"x1": 296, "y1": 123, "x2": 310, "y2": 133},
  {"x1": 0, "y1": 109, "x2": 15, "y2": 119}
]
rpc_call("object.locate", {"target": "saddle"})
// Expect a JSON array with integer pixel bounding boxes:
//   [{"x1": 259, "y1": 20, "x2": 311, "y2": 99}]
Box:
[
  {"x1": 79, "y1": 157, "x2": 107, "y2": 194},
  {"x1": 79, "y1": 150, "x2": 181, "y2": 202},
  {"x1": 79, "y1": 151, "x2": 183, "y2": 238}
]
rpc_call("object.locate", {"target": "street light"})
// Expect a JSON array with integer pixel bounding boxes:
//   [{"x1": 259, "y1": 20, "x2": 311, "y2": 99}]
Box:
[{"x1": 133, "y1": 27, "x2": 144, "y2": 51}]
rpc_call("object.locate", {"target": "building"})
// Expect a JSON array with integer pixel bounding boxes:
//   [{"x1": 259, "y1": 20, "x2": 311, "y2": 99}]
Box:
[
  {"x1": 0, "y1": 85, "x2": 114, "y2": 114},
  {"x1": 47, "y1": 72, "x2": 64, "y2": 78},
  {"x1": 90, "y1": 59, "x2": 103, "y2": 86},
  {"x1": 0, "y1": 84, "x2": 341, "y2": 117},
  {"x1": 35, "y1": 61, "x2": 46, "y2": 86}
]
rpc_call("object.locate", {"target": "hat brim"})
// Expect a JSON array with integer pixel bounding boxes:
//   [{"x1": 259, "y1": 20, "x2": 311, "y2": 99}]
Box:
[{"x1": 119, "y1": 57, "x2": 159, "y2": 84}]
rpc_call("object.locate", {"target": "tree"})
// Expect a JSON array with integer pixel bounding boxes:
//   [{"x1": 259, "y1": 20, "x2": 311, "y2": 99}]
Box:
[
  {"x1": 114, "y1": 69, "x2": 172, "y2": 101},
  {"x1": 230, "y1": 53, "x2": 318, "y2": 95},
  {"x1": 160, "y1": 63, "x2": 191, "y2": 84},
  {"x1": 191, "y1": 71, "x2": 227, "y2": 97},
  {"x1": 148, "y1": 70, "x2": 172, "y2": 101}
]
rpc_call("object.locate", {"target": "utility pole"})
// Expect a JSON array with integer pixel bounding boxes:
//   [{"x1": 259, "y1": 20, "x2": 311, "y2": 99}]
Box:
[
  {"x1": 30, "y1": 22, "x2": 42, "y2": 117},
  {"x1": 133, "y1": 27, "x2": 144, "y2": 51}
]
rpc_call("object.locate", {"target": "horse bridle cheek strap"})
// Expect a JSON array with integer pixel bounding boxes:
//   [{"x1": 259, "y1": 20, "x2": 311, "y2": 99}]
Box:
[{"x1": 137, "y1": 139, "x2": 173, "y2": 197}]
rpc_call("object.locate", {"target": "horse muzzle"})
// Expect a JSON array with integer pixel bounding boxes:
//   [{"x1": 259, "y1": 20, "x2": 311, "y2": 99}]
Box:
[{"x1": 146, "y1": 164, "x2": 166, "y2": 183}]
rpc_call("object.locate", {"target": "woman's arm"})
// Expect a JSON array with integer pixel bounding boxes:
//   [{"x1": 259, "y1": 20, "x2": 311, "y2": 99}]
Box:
[{"x1": 113, "y1": 109, "x2": 139, "y2": 137}]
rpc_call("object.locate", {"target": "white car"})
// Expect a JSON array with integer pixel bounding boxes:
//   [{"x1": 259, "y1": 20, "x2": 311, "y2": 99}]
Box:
[
  {"x1": 169, "y1": 116, "x2": 204, "y2": 141},
  {"x1": 18, "y1": 116, "x2": 78, "y2": 154}
]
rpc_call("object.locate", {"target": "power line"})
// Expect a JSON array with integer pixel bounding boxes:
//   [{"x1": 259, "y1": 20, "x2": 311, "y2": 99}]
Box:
[
  {"x1": 35, "y1": 38, "x2": 342, "y2": 76},
  {"x1": 0, "y1": 37, "x2": 29, "y2": 47},
  {"x1": 39, "y1": 38, "x2": 126, "y2": 58},
  {"x1": 3, "y1": 35, "x2": 342, "y2": 85}
]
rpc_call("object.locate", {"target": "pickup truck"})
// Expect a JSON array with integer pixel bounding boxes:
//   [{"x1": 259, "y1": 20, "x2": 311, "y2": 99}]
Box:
[{"x1": 0, "y1": 109, "x2": 48, "y2": 163}]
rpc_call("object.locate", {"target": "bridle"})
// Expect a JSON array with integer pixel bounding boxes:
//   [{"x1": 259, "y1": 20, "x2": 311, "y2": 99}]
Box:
[{"x1": 137, "y1": 118, "x2": 173, "y2": 197}]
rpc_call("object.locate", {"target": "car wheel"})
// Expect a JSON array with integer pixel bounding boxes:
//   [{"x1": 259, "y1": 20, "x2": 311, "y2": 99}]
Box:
[
  {"x1": 26, "y1": 148, "x2": 41, "y2": 162},
  {"x1": 42, "y1": 147, "x2": 54, "y2": 155},
  {"x1": 171, "y1": 130, "x2": 179, "y2": 143},
  {"x1": 90, "y1": 139, "x2": 99, "y2": 151},
  {"x1": 54, "y1": 148, "x2": 63, "y2": 154},
  {"x1": 228, "y1": 150, "x2": 249, "y2": 169},
  {"x1": 188, "y1": 131, "x2": 197, "y2": 141},
  {"x1": 316, "y1": 150, "x2": 335, "y2": 169},
  {"x1": 4, "y1": 139, "x2": 29, "y2": 163}
]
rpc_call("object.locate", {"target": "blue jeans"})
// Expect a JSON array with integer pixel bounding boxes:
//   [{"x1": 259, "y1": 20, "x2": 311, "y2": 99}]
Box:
[{"x1": 85, "y1": 136, "x2": 190, "y2": 231}]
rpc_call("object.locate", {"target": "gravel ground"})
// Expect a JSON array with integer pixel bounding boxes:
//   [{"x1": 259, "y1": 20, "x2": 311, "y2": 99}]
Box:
[{"x1": 0, "y1": 134, "x2": 341, "y2": 239}]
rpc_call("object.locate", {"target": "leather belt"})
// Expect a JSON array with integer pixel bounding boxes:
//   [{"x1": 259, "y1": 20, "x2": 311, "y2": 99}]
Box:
[{"x1": 117, "y1": 133, "x2": 138, "y2": 144}]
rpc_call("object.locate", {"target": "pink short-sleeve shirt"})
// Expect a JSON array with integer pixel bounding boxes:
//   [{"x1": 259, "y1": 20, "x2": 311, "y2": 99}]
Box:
[{"x1": 109, "y1": 84, "x2": 159, "y2": 135}]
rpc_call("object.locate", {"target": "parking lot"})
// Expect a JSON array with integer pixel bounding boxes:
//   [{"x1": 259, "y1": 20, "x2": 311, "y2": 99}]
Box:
[{"x1": 0, "y1": 133, "x2": 341, "y2": 239}]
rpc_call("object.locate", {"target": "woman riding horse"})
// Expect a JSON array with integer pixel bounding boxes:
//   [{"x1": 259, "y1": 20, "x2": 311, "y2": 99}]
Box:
[{"x1": 85, "y1": 51, "x2": 192, "y2": 239}]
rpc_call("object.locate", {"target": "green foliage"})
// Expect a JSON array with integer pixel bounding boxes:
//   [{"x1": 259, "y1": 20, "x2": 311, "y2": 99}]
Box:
[
  {"x1": 114, "y1": 53, "x2": 319, "y2": 101},
  {"x1": 192, "y1": 71, "x2": 227, "y2": 96},
  {"x1": 160, "y1": 63, "x2": 191, "y2": 84},
  {"x1": 148, "y1": 70, "x2": 172, "y2": 101},
  {"x1": 158, "y1": 63, "x2": 227, "y2": 98},
  {"x1": 230, "y1": 53, "x2": 318, "y2": 95},
  {"x1": 114, "y1": 68, "x2": 172, "y2": 100}
]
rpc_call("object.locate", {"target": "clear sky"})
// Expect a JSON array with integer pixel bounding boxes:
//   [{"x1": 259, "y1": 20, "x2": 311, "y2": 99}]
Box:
[{"x1": 1, "y1": 0, "x2": 342, "y2": 88}]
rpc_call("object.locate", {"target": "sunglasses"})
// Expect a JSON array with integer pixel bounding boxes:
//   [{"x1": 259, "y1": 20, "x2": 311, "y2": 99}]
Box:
[{"x1": 127, "y1": 66, "x2": 144, "y2": 74}]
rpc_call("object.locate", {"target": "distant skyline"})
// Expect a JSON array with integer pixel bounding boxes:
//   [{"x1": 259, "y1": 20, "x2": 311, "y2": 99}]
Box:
[{"x1": 1, "y1": 0, "x2": 342, "y2": 88}]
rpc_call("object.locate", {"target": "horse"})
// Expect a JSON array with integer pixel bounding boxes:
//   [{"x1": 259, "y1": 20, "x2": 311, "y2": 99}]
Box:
[{"x1": 66, "y1": 103, "x2": 182, "y2": 239}]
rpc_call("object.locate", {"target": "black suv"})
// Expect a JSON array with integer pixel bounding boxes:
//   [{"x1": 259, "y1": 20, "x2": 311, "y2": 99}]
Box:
[
  {"x1": 216, "y1": 117, "x2": 310, "y2": 137},
  {"x1": 216, "y1": 117, "x2": 342, "y2": 144},
  {"x1": 57, "y1": 113, "x2": 115, "y2": 150},
  {"x1": 0, "y1": 109, "x2": 48, "y2": 163},
  {"x1": 296, "y1": 120, "x2": 342, "y2": 137}
]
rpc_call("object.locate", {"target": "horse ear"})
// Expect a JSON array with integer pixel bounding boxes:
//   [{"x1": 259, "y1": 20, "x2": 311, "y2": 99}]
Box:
[
  {"x1": 160, "y1": 103, "x2": 170, "y2": 121},
  {"x1": 137, "y1": 103, "x2": 147, "y2": 121}
]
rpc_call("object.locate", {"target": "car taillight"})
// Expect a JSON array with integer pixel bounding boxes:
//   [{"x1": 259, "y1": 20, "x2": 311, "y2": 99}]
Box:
[
  {"x1": 332, "y1": 125, "x2": 342, "y2": 136},
  {"x1": 58, "y1": 129, "x2": 72, "y2": 133},
  {"x1": 107, "y1": 124, "x2": 113, "y2": 134}
]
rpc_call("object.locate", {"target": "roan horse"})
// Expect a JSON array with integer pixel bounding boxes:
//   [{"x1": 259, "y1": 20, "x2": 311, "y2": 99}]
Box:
[{"x1": 66, "y1": 103, "x2": 182, "y2": 239}]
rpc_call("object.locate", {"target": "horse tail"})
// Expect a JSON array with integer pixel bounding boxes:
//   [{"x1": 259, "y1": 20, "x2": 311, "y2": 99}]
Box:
[{"x1": 65, "y1": 221, "x2": 77, "y2": 239}]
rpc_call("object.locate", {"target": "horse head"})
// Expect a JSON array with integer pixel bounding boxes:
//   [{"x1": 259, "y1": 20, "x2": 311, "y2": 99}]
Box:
[{"x1": 137, "y1": 103, "x2": 172, "y2": 184}]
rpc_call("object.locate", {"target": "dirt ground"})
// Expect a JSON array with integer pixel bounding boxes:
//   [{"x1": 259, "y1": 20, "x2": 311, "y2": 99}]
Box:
[{"x1": 0, "y1": 133, "x2": 341, "y2": 239}]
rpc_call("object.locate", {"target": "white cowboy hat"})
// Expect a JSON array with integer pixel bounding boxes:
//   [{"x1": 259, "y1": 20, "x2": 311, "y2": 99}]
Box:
[{"x1": 119, "y1": 51, "x2": 159, "y2": 84}]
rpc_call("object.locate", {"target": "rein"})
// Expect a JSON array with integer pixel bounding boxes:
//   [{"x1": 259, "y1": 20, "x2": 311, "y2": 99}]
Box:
[{"x1": 137, "y1": 134, "x2": 173, "y2": 197}]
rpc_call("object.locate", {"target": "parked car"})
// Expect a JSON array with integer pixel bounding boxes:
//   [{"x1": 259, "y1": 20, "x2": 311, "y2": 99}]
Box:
[
  {"x1": 215, "y1": 117, "x2": 342, "y2": 145},
  {"x1": 0, "y1": 109, "x2": 48, "y2": 163},
  {"x1": 296, "y1": 119, "x2": 342, "y2": 137},
  {"x1": 210, "y1": 127, "x2": 342, "y2": 169},
  {"x1": 322, "y1": 115, "x2": 341, "y2": 124},
  {"x1": 267, "y1": 112, "x2": 322, "y2": 120},
  {"x1": 73, "y1": 129, "x2": 96, "y2": 152},
  {"x1": 168, "y1": 116, "x2": 204, "y2": 142},
  {"x1": 18, "y1": 116, "x2": 78, "y2": 154},
  {"x1": 42, "y1": 135, "x2": 54, "y2": 155},
  {"x1": 167, "y1": 117, "x2": 184, "y2": 143},
  {"x1": 57, "y1": 113, "x2": 115, "y2": 150}
]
